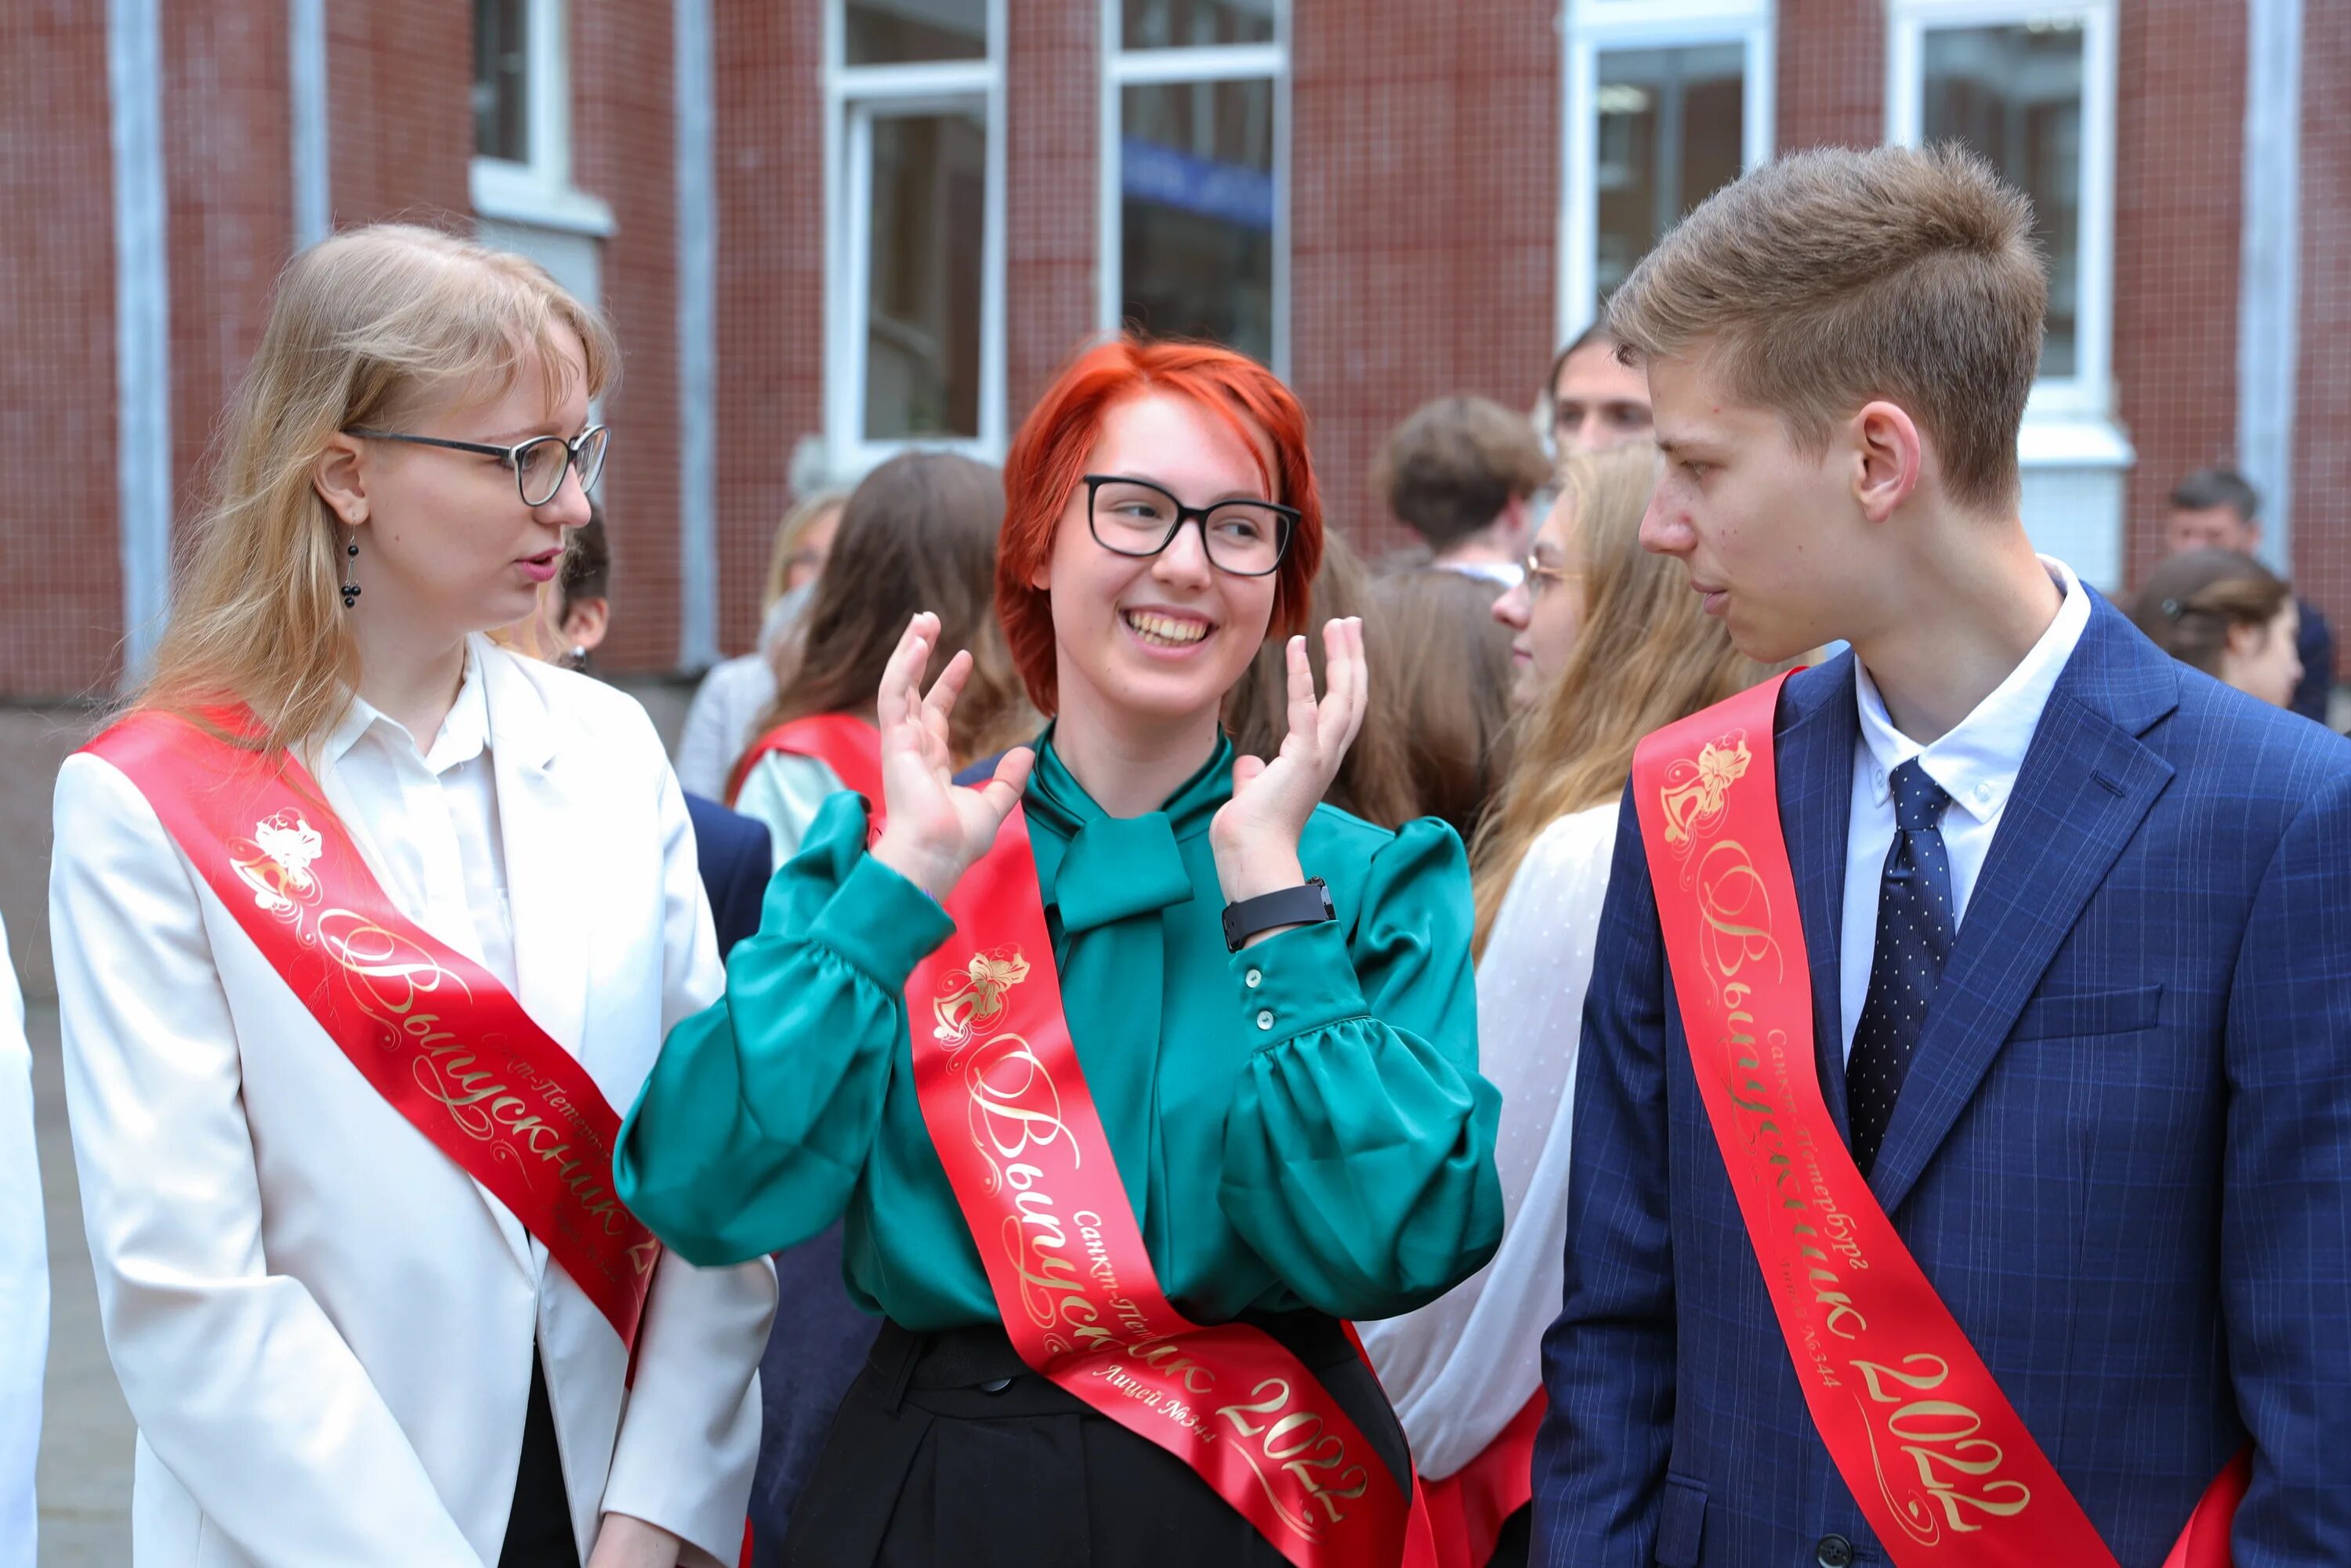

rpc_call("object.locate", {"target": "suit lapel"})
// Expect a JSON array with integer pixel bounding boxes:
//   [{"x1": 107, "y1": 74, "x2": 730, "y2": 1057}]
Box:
[
  {"x1": 1868, "y1": 601, "x2": 2179, "y2": 1215},
  {"x1": 1776, "y1": 657, "x2": 1860, "y2": 1137}
]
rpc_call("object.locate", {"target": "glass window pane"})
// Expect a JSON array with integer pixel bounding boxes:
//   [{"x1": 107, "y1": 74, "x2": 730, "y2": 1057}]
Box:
[
  {"x1": 1922, "y1": 21, "x2": 2084, "y2": 378},
  {"x1": 846, "y1": 0, "x2": 986, "y2": 64},
  {"x1": 863, "y1": 109, "x2": 987, "y2": 441},
  {"x1": 1121, "y1": 0, "x2": 1277, "y2": 49},
  {"x1": 1120, "y1": 78, "x2": 1277, "y2": 365},
  {"x1": 1593, "y1": 44, "x2": 1746, "y2": 311},
  {"x1": 473, "y1": 0, "x2": 530, "y2": 163}
]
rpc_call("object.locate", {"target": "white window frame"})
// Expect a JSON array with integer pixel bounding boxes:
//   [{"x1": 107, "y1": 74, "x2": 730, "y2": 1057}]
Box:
[
  {"x1": 1559, "y1": 0, "x2": 1774, "y2": 347},
  {"x1": 1098, "y1": 4, "x2": 1291, "y2": 375},
  {"x1": 469, "y1": 0, "x2": 614, "y2": 236},
  {"x1": 824, "y1": 0, "x2": 1008, "y2": 476},
  {"x1": 1887, "y1": 0, "x2": 2123, "y2": 460}
]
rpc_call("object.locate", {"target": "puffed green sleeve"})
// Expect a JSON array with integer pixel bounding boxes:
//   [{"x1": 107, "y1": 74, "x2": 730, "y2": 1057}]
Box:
[
  {"x1": 616, "y1": 792, "x2": 954, "y2": 1266},
  {"x1": 1217, "y1": 818, "x2": 1503, "y2": 1320}
]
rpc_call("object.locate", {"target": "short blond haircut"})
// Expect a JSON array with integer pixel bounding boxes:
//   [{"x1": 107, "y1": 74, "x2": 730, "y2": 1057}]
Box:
[
  {"x1": 1372, "y1": 395, "x2": 1553, "y2": 551},
  {"x1": 1605, "y1": 144, "x2": 2045, "y2": 512},
  {"x1": 140, "y1": 223, "x2": 615, "y2": 751}
]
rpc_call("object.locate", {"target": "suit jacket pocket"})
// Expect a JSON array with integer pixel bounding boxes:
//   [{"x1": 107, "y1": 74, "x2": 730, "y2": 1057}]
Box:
[
  {"x1": 2008, "y1": 982, "x2": 2163, "y2": 1042},
  {"x1": 1656, "y1": 1472, "x2": 1708, "y2": 1567}
]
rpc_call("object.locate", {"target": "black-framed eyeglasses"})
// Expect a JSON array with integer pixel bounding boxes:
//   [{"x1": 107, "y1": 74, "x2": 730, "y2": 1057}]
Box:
[
  {"x1": 1082, "y1": 474, "x2": 1297, "y2": 578},
  {"x1": 346, "y1": 424, "x2": 610, "y2": 508}
]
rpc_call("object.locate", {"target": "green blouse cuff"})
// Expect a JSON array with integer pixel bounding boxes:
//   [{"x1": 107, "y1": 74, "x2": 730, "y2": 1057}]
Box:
[
  {"x1": 807, "y1": 847, "x2": 957, "y2": 990},
  {"x1": 1227, "y1": 918, "x2": 1367, "y2": 1049}
]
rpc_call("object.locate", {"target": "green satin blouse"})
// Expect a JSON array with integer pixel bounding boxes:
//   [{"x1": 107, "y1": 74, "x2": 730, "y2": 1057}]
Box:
[{"x1": 615, "y1": 732, "x2": 1503, "y2": 1331}]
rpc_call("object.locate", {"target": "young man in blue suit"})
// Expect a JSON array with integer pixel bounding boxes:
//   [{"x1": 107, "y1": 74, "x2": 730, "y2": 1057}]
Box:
[{"x1": 1534, "y1": 144, "x2": 2351, "y2": 1566}]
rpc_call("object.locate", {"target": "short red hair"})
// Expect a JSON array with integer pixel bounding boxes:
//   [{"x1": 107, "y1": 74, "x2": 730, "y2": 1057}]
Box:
[{"x1": 997, "y1": 336, "x2": 1323, "y2": 714}]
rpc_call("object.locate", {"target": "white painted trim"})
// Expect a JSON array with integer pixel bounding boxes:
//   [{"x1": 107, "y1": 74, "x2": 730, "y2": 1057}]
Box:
[
  {"x1": 823, "y1": 0, "x2": 1009, "y2": 475},
  {"x1": 1886, "y1": 0, "x2": 2119, "y2": 427},
  {"x1": 674, "y1": 0, "x2": 718, "y2": 668},
  {"x1": 470, "y1": 158, "x2": 616, "y2": 236},
  {"x1": 288, "y1": 0, "x2": 329, "y2": 249},
  {"x1": 1096, "y1": 4, "x2": 1291, "y2": 374},
  {"x1": 107, "y1": 0, "x2": 172, "y2": 678},
  {"x1": 1107, "y1": 43, "x2": 1285, "y2": 84},
  {"x1": 2238, "y1": 0, "x2": 2302, "y2": 568},
  {"x1": 1558, "y1": 0, "x2": 1774, "y2": 346},
  {"x1": 2017, "y1": 413, "x2": 2134, "y2": 469}
]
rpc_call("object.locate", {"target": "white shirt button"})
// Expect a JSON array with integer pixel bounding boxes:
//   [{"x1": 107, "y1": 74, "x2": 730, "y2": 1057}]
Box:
[
  {"x1": 1974, "y1": 782, "x2": 1994, "y2": 803},
  {"x1": 1244, "y1": 968, "x2": 1262, "y2": 989},
  {"x1": 1255, "y1": 1009, "x2": 1274, "y2": 1030}
]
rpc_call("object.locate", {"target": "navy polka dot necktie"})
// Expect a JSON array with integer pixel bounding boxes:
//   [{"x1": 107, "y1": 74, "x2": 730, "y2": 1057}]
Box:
[{"x1": 1849, "y1": 759, "x2": 1954, "y2": 1178}]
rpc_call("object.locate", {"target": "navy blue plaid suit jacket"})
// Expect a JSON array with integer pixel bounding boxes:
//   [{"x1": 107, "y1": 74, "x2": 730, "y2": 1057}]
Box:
[{"x1": 1531, "y1": 594, "x2": 2351, "y2": 1566}]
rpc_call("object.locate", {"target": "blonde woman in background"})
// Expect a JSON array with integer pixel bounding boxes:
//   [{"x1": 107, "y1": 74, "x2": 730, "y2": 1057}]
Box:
[
  {"x1": 49, "y1": 225, "x2": 772, "y2": 1568},
  {"x1": 1358, "y1": 445, "x2": 1784, "y2": 1568},
  {"x1": 675, "y1": 489, "x2": 849, "y2": 798}
]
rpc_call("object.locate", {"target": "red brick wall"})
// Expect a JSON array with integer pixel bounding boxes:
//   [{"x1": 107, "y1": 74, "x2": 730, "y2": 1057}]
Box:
[
  {"x1": 710, "y1": 0, "x2": 825, "y2": 657},
  {"x1": 574, "y1": 0, "x2": 681, "y2": 671},
  {"x1": 326, "y1": 2, "x2": 473, "y2": 227},
  {"x1": 1004, "y1": 0, "x2": 1097, "y2": 425},
  {"x1": 2112, "y1": 0, "x2": 2246, "y2": 595},
  {"x1": 2295, "y1": 0, "x2": 2351, "y2": 644},
  {"x1": 1777, "y1": 0, "x2": 1884, "y2": 153},
  {"x1": 0, "y1": 2, "x2": 121, "y2": 697},
  {"x1": 1289, "y1": 0, "x2": 1558, "y2": 556},
  {"x1": 163, "y1": 2, "x2": 294, "y2": 549}
]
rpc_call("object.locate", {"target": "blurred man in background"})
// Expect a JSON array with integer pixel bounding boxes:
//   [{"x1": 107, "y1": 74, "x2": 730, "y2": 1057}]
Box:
[{"x1": 2167, "y1": 467, "x2": 2335, "y2": 724}]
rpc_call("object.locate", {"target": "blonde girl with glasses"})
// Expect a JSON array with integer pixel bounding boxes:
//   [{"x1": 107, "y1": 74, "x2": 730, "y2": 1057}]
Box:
[
  {"x1": 49, "y1": 225, "x2": 773, "y2": 1568},
  {"x1": 1358, "y1": 444, "x2": 1786, "y2": 1567}
]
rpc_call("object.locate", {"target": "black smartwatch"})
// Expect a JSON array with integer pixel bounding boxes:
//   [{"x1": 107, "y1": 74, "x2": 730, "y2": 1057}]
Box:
[{"x1": 1222, "y1": 877, "x2": 1335, "y2": 952}]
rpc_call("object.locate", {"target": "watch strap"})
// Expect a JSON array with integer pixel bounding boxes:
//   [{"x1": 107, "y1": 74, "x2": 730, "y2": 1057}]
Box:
[{"x1": 1222, "y1": 877, "x2": 1335, "y2": 952}]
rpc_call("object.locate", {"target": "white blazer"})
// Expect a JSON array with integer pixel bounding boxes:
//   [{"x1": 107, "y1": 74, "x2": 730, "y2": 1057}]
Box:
[
  {"x1": 0, "y1": 910, "x2": 44, "y2": 1568},
  {"x1": 50, "y1": 644, "x2": 777, "y2": 1568}
]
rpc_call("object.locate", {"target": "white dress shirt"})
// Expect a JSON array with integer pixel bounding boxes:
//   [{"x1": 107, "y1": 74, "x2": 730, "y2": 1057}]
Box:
[
  {"x1": 324, "y1": 643, "x2": 516, "y2": 990},
  {"x1": 1359, "y1": 801, "x2": 1617, "y2": 1476},
  {"x1": 0, "y1": 911, "x2": 44, "y2": 1568},
  {"x1": 1838, "y1": 558, "x2": 2092, "y2": 1058}
]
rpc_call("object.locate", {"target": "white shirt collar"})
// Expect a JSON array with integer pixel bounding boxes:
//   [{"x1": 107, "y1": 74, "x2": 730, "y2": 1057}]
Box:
[
  {"x1": 324, "y1": 639, "x2": 491, "y2": 777},
  {"x1": 1853, "y1": 556, "x2": 2092, "y2": 825}
]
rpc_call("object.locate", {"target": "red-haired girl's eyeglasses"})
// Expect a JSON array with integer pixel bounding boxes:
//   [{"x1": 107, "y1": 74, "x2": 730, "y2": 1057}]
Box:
[{"x1": 1082, "y1": 473, "x2": 1297, "y2": 578}]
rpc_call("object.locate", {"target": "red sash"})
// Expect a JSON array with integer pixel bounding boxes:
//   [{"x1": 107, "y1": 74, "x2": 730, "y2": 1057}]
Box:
[
  {"x1": 1415, "y1": 1392, "x2": 1541, "y2": 1568},
  {"x1": 84, "y1": 709, "x2": 659, "y2": 1349},
  {"x1": 1631, "y1": 674, "x2": 2242, "y2": 1566},
  {"x1": 904, "y1": 807, "x2": 1412, "y2": 1567},
  {"x1": 723, "y1": 712, "x2": 883, "y2": 809}
]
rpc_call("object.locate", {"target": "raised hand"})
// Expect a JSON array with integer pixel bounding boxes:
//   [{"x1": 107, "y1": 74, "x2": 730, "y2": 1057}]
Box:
[
  {"x1": 868, "y1": 613, "x2": 1034, "y2": 902},
  {"x1": 1211, "y1": 617, "x2": 1367, "y2": 904}
]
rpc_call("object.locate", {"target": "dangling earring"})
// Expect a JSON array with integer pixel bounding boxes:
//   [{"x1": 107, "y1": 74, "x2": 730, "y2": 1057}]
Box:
[
  {"x1": 341, "y1": 533, "x2": 361, "y2": 609},
  {"x1": 567, "y1": 645, "x2": 588, "y2": 668}
]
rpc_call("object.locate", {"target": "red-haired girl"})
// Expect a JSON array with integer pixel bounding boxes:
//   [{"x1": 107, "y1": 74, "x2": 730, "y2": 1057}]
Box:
[{"x1": 618, "y1": 336, "x2": 1502, "y2": 1566}]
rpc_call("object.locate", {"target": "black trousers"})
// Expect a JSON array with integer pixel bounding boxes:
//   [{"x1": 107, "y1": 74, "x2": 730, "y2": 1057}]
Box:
[
  {"x1": 498, "y1": 1347, "x2": 579, "y2": 1568},
  {"x1": 782, "y1": 1313, "x2": 1413, "y2": 1568}
]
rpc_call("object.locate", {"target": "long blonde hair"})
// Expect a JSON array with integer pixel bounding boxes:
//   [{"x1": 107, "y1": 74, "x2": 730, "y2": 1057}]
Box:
[
  {"x1": 1469, "y1": 445, "x2": 1784, "y2": 954},
  {"x1": 139, "y1": 223, "x2": 617, "y2": 751}
]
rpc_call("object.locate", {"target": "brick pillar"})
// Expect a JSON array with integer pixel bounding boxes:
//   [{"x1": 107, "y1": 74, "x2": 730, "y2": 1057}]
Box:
[
  {"x1": 0, "y1": 2, "x2": 122, "y2": 695},
  {"x1": 2111, "y1": 0, "x2": 2247, "y2": 596},
  {"x1": 574, "y1": 0, "x2": 682, "y2": 672},
  {"x1": 1777, "y1": 0, "x2": 1884, "y2": 153},
  {"x1": 1004, "y1": 0, "x2": 1097, "y2": 424},
  {"x1": 711, "y1": 0, "x2": 824, "y2": 657},
  {"x1": 162, "y1": 1, "x2": 295, "y2": 543},
  {"x1": 326, "y1": 1, "x2": 473, "y2": 226},
  {"x1": 1289, "y1": 0, "x2": 1556, "y2": 555},
  {"x1": 2294, "y1": 0, "x2": 2351, "y2": 639}
]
